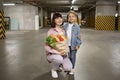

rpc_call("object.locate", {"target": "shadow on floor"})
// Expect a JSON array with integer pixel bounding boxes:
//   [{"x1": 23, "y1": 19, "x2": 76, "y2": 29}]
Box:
[{"x1": 33, "y1": 71, "x2": 74, "y2": 80}]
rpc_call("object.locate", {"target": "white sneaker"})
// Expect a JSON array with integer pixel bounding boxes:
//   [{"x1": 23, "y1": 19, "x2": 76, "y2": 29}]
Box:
[
  {"x1": 51, "y1": 69, "x2": 58, "y2": 78},
  {"x1": 69, "y1": 69, "x2": 74, "y2": 75}
]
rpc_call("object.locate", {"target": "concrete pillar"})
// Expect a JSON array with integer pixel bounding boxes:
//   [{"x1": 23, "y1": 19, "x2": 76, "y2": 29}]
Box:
[
  {"x1": 0, "y1": 0, "x2": 6, "y2": 39},
  {"x1": 35, "y1": 7, "x2": 39, "y2": 30},
  {"x1": 95, "y1": 1, "x2": 116, "y2": 30},
  {"x1": 47, "y1": 11, "x2": 51, "y2": 27},
  {"x1": 39, "y1": 7, "x2": 43, "y2": 28},
  {"x1": 85, "y1": 9, "x2": 95, "y2": 28},
  {"x1": 35, "y1": 15, "x2": 39, "y2": 30},
  {"x1": 43, "y1": 10, "x2": 48, "y2": 27},
  {"x1": 78, "y1": 12, "x2": 82, "y2": 25},
  {"x1": 39, "y1": 8, "x2": 48, "y2": 27}
]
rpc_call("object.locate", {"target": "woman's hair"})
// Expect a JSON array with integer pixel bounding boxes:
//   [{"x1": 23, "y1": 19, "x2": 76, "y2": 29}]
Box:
[
  {"x1": 51, "y1": 12, "x2": 62, "y2": 28},
  {"x1": 67, "y1": 10, "x2": 79, "y2": 24}
]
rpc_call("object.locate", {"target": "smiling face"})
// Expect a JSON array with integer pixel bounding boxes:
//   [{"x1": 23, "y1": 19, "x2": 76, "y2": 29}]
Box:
[
  {"x1": 51, "y1": 13, "x2": 63, "y2": 28},
  {"x1": 54, "y1": 17, "x2": 63, "y2": 26},
  {"x1": 68, "y1": 13, "x2": 77, "y2": 24}
]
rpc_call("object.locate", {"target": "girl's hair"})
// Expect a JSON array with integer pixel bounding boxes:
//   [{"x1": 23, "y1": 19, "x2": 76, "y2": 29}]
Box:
[
  {"x1": 51, "y1": 12, "x2": 62, "y2": 28},
  {"x1": 67, "y1": 10, "x2": 79, "y2": 24}
]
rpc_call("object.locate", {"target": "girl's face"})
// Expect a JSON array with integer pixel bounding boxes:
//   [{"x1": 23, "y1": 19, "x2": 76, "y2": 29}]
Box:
[
  {"x1": 54, "y1": 17, "x2": 63, "y2": 26},
  {"x1": 68, "y1": 13, "x2": 77, "y2": 23}
]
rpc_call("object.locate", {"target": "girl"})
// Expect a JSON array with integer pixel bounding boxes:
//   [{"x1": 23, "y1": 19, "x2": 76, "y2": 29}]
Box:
[
  {"x1": 45, "y1": 13, "x2": 72, "y2": 78},
  {"x1": 63, "y1": 11, "x2": 82, "y2": 75}
]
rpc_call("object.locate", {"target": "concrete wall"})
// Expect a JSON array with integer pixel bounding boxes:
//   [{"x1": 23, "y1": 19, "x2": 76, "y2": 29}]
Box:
[
  {"x1": 4, "y1": 4, "x2": 38, "y2": 30},
  {"x1": 96, "y1": 1, "x2": 116, "y2": 16},
  {"x1": 43, "y1": 10, "x2": 48, "y2": 27},
  {"x1": 38, "y1": 7, "x2": 44, "y2": 28}
]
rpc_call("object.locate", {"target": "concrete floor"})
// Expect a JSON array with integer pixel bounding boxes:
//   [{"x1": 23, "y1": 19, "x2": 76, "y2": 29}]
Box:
[{"x1": 0, "y1": 28, "x2": 120, "y2": 80}]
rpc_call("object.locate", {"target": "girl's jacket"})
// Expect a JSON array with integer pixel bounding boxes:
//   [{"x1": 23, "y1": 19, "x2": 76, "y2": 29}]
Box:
[{"x1": 63, "y1": 22, "x2": 82, "y2": 50}]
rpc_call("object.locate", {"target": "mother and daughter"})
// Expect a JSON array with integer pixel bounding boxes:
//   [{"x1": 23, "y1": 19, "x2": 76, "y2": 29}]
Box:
[{"x1": 45, "y1": 11, "x2": 82, "y2": 78}]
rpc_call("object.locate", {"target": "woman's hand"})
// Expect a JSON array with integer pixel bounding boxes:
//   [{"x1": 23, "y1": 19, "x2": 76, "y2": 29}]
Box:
[{"x1": 60, "y1": 51, "x2": 67, "y2": 57}]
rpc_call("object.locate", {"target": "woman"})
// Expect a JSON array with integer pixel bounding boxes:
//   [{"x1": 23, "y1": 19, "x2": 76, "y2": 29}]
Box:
[
  {"x1": 45, "y1": 13, "x2": 72, "y2": 78},
  {"x1": 63, "y1": 11, "x2": 82, "y2": 75}
]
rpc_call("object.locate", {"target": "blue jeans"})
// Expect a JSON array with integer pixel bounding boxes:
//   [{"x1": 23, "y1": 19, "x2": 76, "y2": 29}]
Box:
[{"x1": 69, "y1": 46, "x2": 77, "y2": 69}]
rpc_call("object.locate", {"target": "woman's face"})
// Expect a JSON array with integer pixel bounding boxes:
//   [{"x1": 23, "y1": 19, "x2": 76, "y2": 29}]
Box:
[
  {"x1": 68, "y1": 13, "x2": 76, "y2": 23},
  {"x1": 54, "y1": 17, "x2": 63, "y2": 26}
]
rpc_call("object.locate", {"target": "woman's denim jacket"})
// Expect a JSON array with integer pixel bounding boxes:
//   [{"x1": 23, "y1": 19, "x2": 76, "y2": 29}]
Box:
[{"x1": 63, "y1": 22, "x2": 82, "y2": 50}]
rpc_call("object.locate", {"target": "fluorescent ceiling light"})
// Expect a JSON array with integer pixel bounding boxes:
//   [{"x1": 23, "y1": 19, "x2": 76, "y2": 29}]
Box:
[
  {"x1": 115, "y1": 13, "x2": 118, "y2": 17},
  {"x1": 72, "y1": 0, "x2": 76, "y2": 4},
  {"x1": 3, "y1": 3, "x2": 15, "y2": 6},
  {"x1": 118, "y1": 1, "x2": 120, "y2": 4}
]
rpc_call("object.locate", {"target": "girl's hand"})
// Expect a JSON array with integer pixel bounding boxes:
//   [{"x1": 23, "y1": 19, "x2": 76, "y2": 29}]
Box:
[
  {"x1": 75, "y1": 46, "x2": 79, "y2": 51},
  {"x1": 78, "y1": 35, "x2": 81, "y2": 39}
]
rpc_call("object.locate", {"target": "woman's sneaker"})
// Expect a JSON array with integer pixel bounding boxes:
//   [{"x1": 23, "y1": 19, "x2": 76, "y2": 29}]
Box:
[{"x1": 51, "y1": 69, "x2": 58, "y2": 78}]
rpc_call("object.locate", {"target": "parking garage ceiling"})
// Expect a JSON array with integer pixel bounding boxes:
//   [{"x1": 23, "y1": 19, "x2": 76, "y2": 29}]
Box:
[{"x1": 4, "y1": 0, "x2": 119, "y2": 12}]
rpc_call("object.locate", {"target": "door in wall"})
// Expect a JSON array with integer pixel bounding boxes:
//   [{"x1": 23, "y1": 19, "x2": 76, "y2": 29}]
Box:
[{"x1": 11, "y1": 18, "x2": 19, "y2": 30}]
